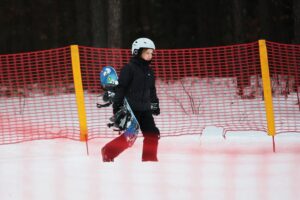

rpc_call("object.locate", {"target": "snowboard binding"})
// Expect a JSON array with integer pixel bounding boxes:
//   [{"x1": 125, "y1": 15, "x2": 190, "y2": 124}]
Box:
[
  {"x1": 97, "y1": 66, "x2": 140, "y2": 146},
  {"x1": 108, "y1": 107, "x2": 132, "y2": 131}
]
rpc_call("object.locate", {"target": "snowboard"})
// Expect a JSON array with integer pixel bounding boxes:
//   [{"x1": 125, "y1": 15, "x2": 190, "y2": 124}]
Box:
[{"x1": 97, "y1": 66, "x2": 140, "y2": 146}]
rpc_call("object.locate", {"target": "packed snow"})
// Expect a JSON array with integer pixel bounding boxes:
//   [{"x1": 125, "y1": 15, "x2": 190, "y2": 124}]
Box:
[
  {"x1": 1, "y1": 127, "x2": 300, "y2": 200},
  {"x1": 1, "y1": 76, "x2": 300, "y2": 200}
]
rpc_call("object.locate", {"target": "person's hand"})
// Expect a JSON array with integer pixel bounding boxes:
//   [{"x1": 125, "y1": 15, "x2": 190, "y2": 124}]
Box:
[
  {"x1": 151, "y1": 102, "x2": 160, "y2": 116},
  {"x1": 103, "y1": 91, "x2": 115, "y2": 102},
  {"x1": 113, "y1": 102, "x2": 122, "y2": 115}
]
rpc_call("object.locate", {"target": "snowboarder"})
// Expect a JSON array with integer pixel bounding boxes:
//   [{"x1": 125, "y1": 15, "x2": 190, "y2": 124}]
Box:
[{"x1": 101, "y1": 37, "x2": 160, "y2": 162}]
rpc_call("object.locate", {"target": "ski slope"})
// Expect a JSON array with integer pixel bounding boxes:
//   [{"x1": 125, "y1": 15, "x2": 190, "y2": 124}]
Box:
[
  {"x1": 1, "y1": 127, "x2": 300, "y2": 200},
  {"x1": 1, "y1": 76, "x2": 300, "y2": 200}
]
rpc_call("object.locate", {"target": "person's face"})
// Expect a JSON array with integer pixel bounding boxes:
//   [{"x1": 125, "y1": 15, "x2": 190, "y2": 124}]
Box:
[{"x1": 141, "y1": 48, "x2": 154, "y2": 61}]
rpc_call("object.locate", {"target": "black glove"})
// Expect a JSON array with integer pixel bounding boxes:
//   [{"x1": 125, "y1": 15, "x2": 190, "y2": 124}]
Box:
[
  {"x1": 109, "y1": 107, "x2": 129, "y2": 130},
  {"x1": 113, "y1": 102, "x2": 123, "y2": 115},
  {"x1": 102, "y1": 91, "x2": 115, "y2": 102},
  {"x1": 151, "y1": 102, "x2": 160, "y2": 116}
]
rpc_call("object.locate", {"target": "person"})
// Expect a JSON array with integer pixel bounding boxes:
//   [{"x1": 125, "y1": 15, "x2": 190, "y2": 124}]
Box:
[{"x1": 101, "y1": 37, "x2": 160, "y2": 162}]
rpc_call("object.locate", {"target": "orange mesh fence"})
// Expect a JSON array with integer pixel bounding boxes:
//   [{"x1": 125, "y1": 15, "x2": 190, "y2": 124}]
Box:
[
  {"x1": 0, "y1": 47, "x2": 80, "y2": 144},
  {"x1": 78, "y1": 46, "x2": 131, "y2": 139},
  {"x1": 0, "y1": 41, "x2": 300, "y2": 144},
  {"x1": 266, "y1": 41, "x2": 300, "y2": 134},
  {"x1": 153, "y1": 42, "x2": 265, "y2": 136},
  {"x1": 79, "y1": 42, "x2": 267, "y2": 139}
]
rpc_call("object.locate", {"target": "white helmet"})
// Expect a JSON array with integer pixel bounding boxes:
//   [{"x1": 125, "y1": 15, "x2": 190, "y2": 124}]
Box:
[{"x1": 131, "y1": 38, "x2": 155, "y2": 55}]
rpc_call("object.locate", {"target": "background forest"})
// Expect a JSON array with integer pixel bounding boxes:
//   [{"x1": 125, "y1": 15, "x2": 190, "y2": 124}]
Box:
[{"x1": 0, "y1": 0, "x2": 299, "y2": 54}]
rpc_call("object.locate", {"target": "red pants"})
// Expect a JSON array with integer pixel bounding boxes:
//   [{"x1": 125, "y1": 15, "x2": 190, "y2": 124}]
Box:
[{"x1": 101, "y1": 111, "x2": 160, "y2": 161}]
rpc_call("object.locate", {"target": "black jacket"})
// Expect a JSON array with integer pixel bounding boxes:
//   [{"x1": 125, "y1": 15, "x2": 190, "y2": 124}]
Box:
[{"x1": 113, "y1": 57, "x2": 159, "y2": 112}]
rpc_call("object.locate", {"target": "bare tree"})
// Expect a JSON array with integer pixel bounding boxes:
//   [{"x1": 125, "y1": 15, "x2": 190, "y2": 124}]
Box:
[
  {"x1": 232, "y1": 0, "x2": 244, "y2": 43},
  {"x1": 107, "y1": 0, "x2": 122, "y2": 47},
  {"x1": 294, "y1": 0, "x2": 300, "y2": 43},
  {"x1": 90, "y1": 0, "x2": 107, "y2": 47},
  {"x1": 74, "y1": 0, "x2": 91, "y2": 45},
  {"x1": 258, "y1": 0, "x2": 271, "y2": 40}
]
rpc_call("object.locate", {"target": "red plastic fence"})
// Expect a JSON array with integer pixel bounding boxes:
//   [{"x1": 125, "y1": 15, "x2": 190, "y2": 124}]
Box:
[
  {"x1": 0, "y1": 47, "x2": 80, "y2": 144},
  {"x1": 0, "y1": 41, "x2": 299, "y2": 144},
  {"x1": 266, "y1": 41, "x2": 300, "y2": 134},
  {"x1": 80, "y1": 42, "x2": 266, "y2": 139}
]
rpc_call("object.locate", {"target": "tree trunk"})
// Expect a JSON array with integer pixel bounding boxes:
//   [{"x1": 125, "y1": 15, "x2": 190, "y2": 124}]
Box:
[
  {"x1": 258, "y1": 0, "x2": 271, "y2": 40},
  {"x1": 74, "y1": 0, "x2": 91, "y2": 45},
  {"x1": 90, "y1": 0, "x2": 107, "y2": 47},
  {"x1": 232, "y1": 0, "x2": 244, "y2": 43},
  {"x1": 9, "y1": 0, "x2": 31, "y2": 53},
  {"x1": 293, "y1": 0, "x2": 300, "y2": 43},
  {"x1": 107, "y1": 0, "x2": 122, "y2": 47}
]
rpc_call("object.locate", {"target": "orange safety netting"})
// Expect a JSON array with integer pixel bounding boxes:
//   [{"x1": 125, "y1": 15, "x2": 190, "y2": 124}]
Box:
[
  {"x1": 0, "y1": 47, "x2": 80, "y2": 144},
  {"x1": 79, "y1": 42, "x2": 266, "y2": 140},
  {"x1": 266, "y1": 41, "x2": 300, "y2": 134},
  {"x1": 0, "y1": 41, "x2": 299, "y2": 144}
]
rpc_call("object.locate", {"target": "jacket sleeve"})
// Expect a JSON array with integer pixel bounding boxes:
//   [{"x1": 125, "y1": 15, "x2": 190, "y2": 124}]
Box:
[
  {"x1": 150, "y1": 70, "x2": 159, "y2": 103},
  {"x1": 113, "y1": 65, "x2": 132, "y2": 110}
]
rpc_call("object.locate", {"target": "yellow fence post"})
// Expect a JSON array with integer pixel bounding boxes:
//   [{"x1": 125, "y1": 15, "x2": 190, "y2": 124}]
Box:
[
  {"x1": 70, "y1": 45, "x2": 88, "y2": 141},
  {"x1": 258, "y1": 40, "x2": 276, "y2": 138}
]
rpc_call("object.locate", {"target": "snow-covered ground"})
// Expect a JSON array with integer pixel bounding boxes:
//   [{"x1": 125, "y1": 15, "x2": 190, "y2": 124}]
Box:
[
  {"x1": 1, "y1": 127, "x2": 300, "y2": 200},
  {"x1": 1, "y1": 76, "x2": 300, "y2": 200}
]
